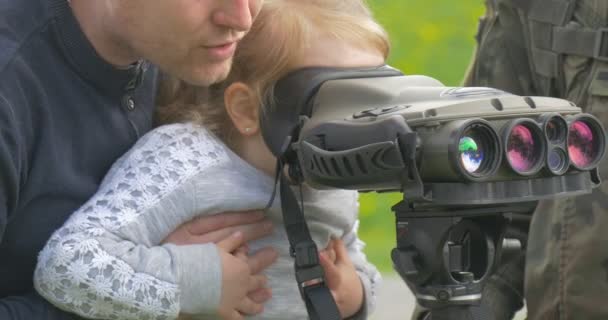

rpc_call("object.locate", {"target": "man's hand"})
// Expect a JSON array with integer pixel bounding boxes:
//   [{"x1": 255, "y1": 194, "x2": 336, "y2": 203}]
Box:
[
  {"x1": 162, "y1": 211, "x2": 274, "y2": 245},
  {"x1": 162, "y1": 210, "x2": 278, "y2": 319},
  {"x1": 216, "y1": 232, "x2": 277, "y2": 320},
  {"x1": 319, "y1": 239, "x2": 364, "y2": 319}
]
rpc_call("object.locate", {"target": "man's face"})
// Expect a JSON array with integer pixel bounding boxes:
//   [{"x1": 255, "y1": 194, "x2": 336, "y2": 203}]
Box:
[{"x1": 112, "y1": 0, "x2": 262, "y2": 86}]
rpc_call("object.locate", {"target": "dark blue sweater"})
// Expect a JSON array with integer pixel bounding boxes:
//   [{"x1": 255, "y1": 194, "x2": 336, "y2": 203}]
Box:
[{"x1": 0, "y1": 0, "x2": 158, "y2": 318}]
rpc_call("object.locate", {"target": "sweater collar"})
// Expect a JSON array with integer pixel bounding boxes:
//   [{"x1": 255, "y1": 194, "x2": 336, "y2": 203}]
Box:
[{"x1": 49, "y1": 0, "x2": 146, "y2": 98}]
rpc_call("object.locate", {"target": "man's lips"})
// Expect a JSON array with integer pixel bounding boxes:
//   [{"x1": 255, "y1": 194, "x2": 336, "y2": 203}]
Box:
[{"x1": 203, "y1": 41, "x2": 239, "y2": 61}]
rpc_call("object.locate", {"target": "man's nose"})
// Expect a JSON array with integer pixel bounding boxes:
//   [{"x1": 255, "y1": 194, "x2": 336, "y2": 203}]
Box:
[{"x1": 214, "y1": 0, "x2": 260, "y2": 32}]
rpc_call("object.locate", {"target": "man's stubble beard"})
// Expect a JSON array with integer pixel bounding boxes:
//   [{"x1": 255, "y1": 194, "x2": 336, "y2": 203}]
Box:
[{"x1": 174, "y1": 58, "x2": 234, "y2": 87}]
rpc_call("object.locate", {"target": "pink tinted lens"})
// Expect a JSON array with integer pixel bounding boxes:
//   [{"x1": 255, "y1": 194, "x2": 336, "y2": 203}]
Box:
[
  {"x1": 507, "y1": 124, "x2": 537, "y2": 172},
  {"x1": 568, "y1": 121, "x2": 598, "y2": 168}
]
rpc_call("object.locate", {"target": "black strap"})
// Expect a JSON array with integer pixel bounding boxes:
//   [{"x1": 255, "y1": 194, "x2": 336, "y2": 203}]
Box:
[
  {"x1": 277, "y1": 164, "x2": 341, "y2": 320},
  {"x1": 304, "y1": 285, "x2": 342, "y2": 319}
]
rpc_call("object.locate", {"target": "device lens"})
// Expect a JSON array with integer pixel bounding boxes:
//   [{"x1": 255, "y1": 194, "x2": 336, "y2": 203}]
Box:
[
  {"x1": 545, "y1": 116, "x2": 568, "y2": 144},
  {"x1": 547, "y1": 148, "x2": 567, "y2": 173},
  {"x1": 456, "y1": 122, "x2": 500, "y2": 180},
  {"x1": 568, "y1": 120, "x2": 600, "y2": 169},
  {"x1": 459, "y1": 136, "x2": 484, "y2": 173},
  {"x1": 507, "y1": 124, "x2": 542, "y2": 173}
]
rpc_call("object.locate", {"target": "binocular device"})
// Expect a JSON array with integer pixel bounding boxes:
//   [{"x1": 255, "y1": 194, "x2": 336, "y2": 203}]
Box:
[
  {"x1": 262, "y1": 66, "x2": 604, "y2": 205},
  {"x1": 259, "y1": 65, "x2": 606, "y2": 318}
]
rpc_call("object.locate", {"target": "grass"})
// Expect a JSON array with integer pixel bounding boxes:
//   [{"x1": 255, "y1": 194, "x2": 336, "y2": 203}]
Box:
[{"x1": 359, "y1": 1, "x2": 485, "y2": 272}]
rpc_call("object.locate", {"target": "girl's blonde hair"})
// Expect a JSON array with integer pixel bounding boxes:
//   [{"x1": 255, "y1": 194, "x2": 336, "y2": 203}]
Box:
[{"x1": 156, "y1": 0, "x2": 390, "y2": 141}]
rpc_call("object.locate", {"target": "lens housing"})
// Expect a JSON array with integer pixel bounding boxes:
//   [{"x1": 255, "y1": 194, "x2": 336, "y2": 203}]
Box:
[
  {"x1": 539, "y1": 114, "x2": 569, "y2": 175},
  {"x1": 503, "y1": 119, "x2": 546, "y2": 176},
  {"x1": 451, "y1": 120, "x2": 501, "y2": 181},
  {"x1": 542, "y1": 114, "x2": 568, "y2": 144},
  {"x1": 567, "y1": 114, "x2": 606, "y2": 171},
  {"x1": 546, "y1": 147, "x2": 569, "y2": 174}
]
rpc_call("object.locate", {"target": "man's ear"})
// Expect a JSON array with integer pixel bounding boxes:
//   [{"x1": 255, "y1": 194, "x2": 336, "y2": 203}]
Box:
[{"x1": 224, "y1": 82, "x2": 260, "y2": 136}]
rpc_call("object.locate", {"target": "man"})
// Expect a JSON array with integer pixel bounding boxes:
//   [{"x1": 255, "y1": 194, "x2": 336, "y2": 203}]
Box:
[
  {"x1": 0, "y1": 0, "x2": 278, "y2": 319},
  {"x1": 465, "y1": 0, "x2": 608, "y2": 319}
]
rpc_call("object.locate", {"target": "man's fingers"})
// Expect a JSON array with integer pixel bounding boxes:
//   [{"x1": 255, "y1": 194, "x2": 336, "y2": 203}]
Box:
[
  {"x1": 186, "y1": 211, "x2": 265, "y2": 235},
  {"x1": 195, "y1": 220, "x2": 274, "y2": 244},
  {"x1": 247, "y1": 247, "x2": 278, "y2": 274},
  {"x1": 248, "y1": 288, "x2": 272, "y2": 304},
  {"x1": 319, "y1": 251, "x2": 341, "y2": 289},
  {"x1": 217, "y1": 232, "x2": 247, "y2": 252},
  {"x1": 238, "y1": 221, "x2": 274, "y2": 243},
  {"x1": 165, "y1": 214, "x2": 273, "y2": 246}
]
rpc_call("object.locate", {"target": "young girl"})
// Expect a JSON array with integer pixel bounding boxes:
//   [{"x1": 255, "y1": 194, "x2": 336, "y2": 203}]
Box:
[{"x1": 34, "y1": 0, "x2": 390, "y2": 319}]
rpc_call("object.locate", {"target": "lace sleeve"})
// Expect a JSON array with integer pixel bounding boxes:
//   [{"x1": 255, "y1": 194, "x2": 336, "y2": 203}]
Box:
[{"x1": 34, "y1": 124, "x2": 229, "y2": 320}]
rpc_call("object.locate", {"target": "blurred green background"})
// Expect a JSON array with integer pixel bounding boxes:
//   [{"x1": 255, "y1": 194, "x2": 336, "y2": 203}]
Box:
[{"x1": 359, "y1": 1, "x2": 485, "y2": 272}]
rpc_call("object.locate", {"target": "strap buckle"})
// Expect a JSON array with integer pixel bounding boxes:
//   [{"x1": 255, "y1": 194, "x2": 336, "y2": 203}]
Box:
[
  {"x1": 296, "y1": 265, "x2": 326, "y2": 300},
  {"x1": 594, "y1": 28, "x2": 608, "y2": 62},
  {"x1": 291, "y1": 240, "x2": 320, "y2": 267},
  {"x1": 291, "y1": 241, "x2": 326, "y2": 297}
]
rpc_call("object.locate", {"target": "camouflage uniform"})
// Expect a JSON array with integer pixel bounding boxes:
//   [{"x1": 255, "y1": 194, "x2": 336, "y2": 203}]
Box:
[{"x1": 466, "y1": 0, "x2": 608, "y2": 319}]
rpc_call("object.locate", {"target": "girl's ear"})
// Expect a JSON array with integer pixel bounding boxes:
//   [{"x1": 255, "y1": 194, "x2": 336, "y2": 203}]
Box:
[{"x1": 224, "y1": 82, "x2": 260, "y2": 136}]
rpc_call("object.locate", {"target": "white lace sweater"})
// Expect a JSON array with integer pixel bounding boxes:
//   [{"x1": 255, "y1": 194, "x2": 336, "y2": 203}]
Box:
[{"x1": 33, "y1": 123, "x2": 380, "y2": 320}]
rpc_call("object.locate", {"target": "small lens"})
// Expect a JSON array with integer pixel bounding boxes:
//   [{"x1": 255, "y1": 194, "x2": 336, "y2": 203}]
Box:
[
  {"x1": 568, "y1": 120, "x2": 600, "y2": 169},
  {"x1": 507, "y1": 124, "x2": 542, "y2": 173},
  {"x1": 545, "y1": 117, "x2": 567, "y2": 144},
  {"x1": 547, "y1": 148, "x2": 567, "y2": 173},
  {"x1": 459, "y1": 136, "x2": 484, "y2": 173}
]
